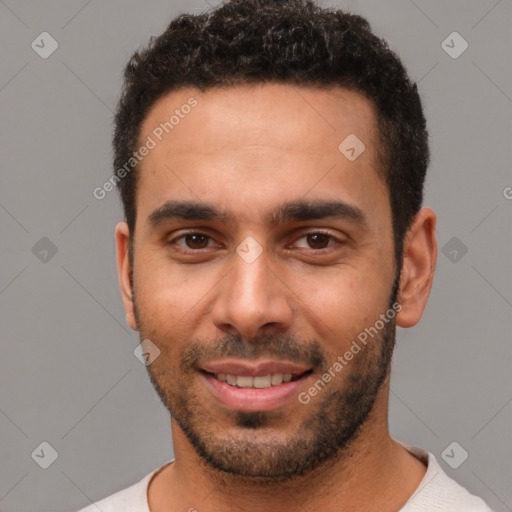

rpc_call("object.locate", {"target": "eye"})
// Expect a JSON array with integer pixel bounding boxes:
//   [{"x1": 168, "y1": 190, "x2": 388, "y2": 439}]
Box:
[
  {"x1": 294, "y1": 232, "x2": 339, "y2": 250},
  {"x1": 171, "y1": 232, "x2": 214, "y2": 250}
]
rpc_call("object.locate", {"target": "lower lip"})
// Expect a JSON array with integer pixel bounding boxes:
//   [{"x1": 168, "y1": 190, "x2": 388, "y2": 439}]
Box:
[{"x1": 201, "y1": 372, "x2": 309, "y2": 412}]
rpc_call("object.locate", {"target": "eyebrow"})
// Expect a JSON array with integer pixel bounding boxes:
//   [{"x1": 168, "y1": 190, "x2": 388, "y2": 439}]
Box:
[
  {"x1": 270, "y1": 199, "x2": 367, "y2": 228},
  {"x1": 147, "y1": 199, "x2": 368, "y2": 229},
  {"x1": 148, "y1": 200, "x2": 227, "y2": 226}
]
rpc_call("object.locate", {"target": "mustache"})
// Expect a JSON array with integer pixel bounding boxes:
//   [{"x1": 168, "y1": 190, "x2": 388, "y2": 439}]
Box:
[{"x1": 181, "y1": 333, "x2": 327, "y2": 370}]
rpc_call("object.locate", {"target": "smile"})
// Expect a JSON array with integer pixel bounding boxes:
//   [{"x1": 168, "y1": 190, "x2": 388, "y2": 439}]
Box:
[
  {"x1": 199, "y1": 360, "x2": 313, "y2": 411},
  {"x1": 208, "y1": 372, "x2": 305, "y2": 388}
]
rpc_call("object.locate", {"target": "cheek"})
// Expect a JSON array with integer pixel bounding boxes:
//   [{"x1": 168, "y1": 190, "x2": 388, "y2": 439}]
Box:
[
  {"x1": 132, "y1": 254, "x2": 228, "y2": 357},
  {"x1": 134, "y1": 251, "x2": 206, "y2": 318},
  {"x1": 294, "y1": 266, "x2": 391, "y2": 352}
]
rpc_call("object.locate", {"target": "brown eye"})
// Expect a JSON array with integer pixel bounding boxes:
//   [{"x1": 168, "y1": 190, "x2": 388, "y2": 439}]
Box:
[
  {"x1": 293, "y1": 232, "x2": 340, "y2": 251},
  {"x1": 306, "y1": 233, "x2": 331, "y2": 249},
  {"x1": 184, "y1": 233, "x2": 210, "y2": 249}
]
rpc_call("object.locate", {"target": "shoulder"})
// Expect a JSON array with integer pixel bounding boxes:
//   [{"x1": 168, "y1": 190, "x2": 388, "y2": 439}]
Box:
[
  {"x1": 76, "y1": 463, "x2": 169, "y2": 512},
  {"x1": 400, "y1": 447, "x2": 494, "y2": 512}
]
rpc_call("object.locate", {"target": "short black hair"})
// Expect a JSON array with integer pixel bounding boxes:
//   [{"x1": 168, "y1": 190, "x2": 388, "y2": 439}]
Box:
[{"x1": 113, "y1": 0, "x2": 429, "y2": 265}]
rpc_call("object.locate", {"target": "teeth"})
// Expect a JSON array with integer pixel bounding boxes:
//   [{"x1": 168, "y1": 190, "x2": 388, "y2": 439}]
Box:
[
  {"x1": 215, "y1": 372, "x2": 299, "y2": 388},
  {"x1": 271, "y1": 373, "x2": 283, "y2": 385},
  {"x1": 226, "y1": 374, "x2": 237, "y2": 386},
  {"x1": 253, "y1": 375, "x2": 272, "y2": 388},
  {"x1": 236, "y1": 376, "x2": 253, "y2": 388}
]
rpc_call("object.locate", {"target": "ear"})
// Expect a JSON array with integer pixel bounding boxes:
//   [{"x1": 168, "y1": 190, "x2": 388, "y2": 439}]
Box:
[
  {"x1": 396, "y1": 208, "x2": 437, "y2": 328},
  {"x1": 115, "y1": 221, "x2": 138, "y2": 331}
]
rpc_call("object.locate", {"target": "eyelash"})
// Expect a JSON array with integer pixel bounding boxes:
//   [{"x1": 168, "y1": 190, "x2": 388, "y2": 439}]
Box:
[{"x1": 167, "y1": 230, "x2": 343, "y2": 253}]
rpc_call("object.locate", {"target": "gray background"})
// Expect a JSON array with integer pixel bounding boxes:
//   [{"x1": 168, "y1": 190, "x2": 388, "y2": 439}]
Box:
[{"x1": 0, "y1": 0, "x2": 510, "y2": 510}]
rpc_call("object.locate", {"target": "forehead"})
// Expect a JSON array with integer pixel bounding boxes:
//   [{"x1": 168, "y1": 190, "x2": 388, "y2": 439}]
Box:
[
  {"x1": 140, "y1": 83, "x2": 378, "y2": 154},
  {"x1": 135, "y1": 83, "x2": 387, "y2": 229}
]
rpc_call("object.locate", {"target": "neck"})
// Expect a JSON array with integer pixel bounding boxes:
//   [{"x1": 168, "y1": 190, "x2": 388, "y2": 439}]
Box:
[{"x1": 148, "y1": 382, "x2": 426, "y2": 512}]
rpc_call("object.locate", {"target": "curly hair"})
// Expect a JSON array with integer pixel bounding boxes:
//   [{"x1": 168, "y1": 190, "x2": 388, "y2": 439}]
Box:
[{"x1": 113, "y1": 0, "x2": 429, "y2": 264}]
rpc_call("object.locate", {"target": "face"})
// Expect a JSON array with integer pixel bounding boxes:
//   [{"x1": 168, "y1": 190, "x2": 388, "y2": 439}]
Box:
[{"x1": 119, "y1": 84, "x2": 403, "y2": 479}]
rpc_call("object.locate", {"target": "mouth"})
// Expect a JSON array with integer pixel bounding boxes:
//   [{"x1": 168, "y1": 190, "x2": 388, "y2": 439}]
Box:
[
  {"x1": 201, "y1": 371, "x2": 307, "y2": 388},
  {"x1": 199, "y1": 360, "x2": 313, "y2": 411}
]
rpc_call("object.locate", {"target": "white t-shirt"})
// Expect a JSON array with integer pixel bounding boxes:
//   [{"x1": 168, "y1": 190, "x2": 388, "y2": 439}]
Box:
[{"x1": 77, "y1": 441, "x2": 493, "y2": 511}]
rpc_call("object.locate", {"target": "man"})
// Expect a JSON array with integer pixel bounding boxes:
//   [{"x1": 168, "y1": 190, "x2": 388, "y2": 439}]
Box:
[{"x1": 79, "y1": 0, "x2": 493, "y2": 510}]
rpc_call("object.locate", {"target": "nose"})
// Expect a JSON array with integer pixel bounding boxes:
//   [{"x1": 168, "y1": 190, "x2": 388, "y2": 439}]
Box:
[{"x1": 210, "y1": 246, "x2": 294, "y2": 340}]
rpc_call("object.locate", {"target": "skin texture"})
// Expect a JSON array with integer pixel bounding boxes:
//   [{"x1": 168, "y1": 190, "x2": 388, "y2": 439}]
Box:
[{"x1": 115, "y1": 83, "x2": 437, "y2": 511}]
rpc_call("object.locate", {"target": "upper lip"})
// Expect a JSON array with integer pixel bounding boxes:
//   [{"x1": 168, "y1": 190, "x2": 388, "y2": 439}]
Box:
[{"x1": 200, "y1": 359, "x2": 312, "y2": 377}]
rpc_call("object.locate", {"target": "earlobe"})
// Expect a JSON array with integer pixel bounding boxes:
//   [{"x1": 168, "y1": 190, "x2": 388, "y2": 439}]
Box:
[
  {"x1": 115, "y1": 221, "x2": 138, "y2": 331},
  {"x1": 396, "y1": 208, "x2": 437, "y2": 328}
]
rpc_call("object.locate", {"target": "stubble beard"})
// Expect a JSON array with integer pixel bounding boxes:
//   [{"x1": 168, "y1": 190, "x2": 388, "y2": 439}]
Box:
[{"x1": 134, "y1": 297, "x2": 397, "y2": 482}]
